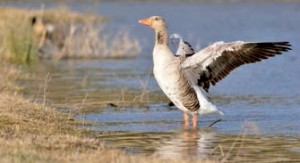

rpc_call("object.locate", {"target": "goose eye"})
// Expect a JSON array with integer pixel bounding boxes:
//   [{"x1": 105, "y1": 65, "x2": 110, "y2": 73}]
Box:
[{"x1": 155, "y1": 17, "x2": 159, "y2": 21}]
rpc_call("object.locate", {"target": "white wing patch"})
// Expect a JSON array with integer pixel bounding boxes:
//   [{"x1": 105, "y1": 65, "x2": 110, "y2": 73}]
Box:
[
  {"x1": 181, "y1": 41, "x2": 245, "y2": 69},
  {"x1": 170, "y1": 33, "x2": 195, "y2": 57}
]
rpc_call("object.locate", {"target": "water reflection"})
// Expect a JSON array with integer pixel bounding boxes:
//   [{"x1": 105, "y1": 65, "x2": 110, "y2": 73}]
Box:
[
  {"x1": 153, "y1": 128, "x2": 216, "y2": 160},
  {"x1": 97, "y1": 127, "x2": 300, "y2": 161}
]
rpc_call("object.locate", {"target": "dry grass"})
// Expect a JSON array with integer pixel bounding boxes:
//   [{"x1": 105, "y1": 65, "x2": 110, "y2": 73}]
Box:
[
  {"x1": 52, "y1": 24, "x2": 141, "y2": 60},
  {"x1": 0, "y1": 86, "x2": 213, "y2": 163},
  {"x1": 0, "y1": 7, "x2": 141, "y2": 63},
  {"x1": 0, "y1": 7, "x2": 36, "y2": 63},
  {"x1": 0, "y1": 62, "x2": 27, "y2": 92}
]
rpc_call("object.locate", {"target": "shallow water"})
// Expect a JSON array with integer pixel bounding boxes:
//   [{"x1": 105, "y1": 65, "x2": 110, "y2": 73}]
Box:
[{"x1": 6, "y1": 1, "x2": 300, "y2": 161}]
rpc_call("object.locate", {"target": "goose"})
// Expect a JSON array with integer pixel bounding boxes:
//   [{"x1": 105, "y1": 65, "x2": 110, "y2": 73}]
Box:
[
  {"x1": 138, "y1": 16, "x2": 291, "y2": 128},
  {"x1": 31, "y1": 16, "x2": 54, "y2": 48},
  {"x1": 31, "y1": 16, "x2": 72, "y2": 58}
]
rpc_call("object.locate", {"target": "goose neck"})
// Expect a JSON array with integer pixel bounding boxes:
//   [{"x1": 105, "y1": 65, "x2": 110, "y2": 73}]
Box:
[{"x1": 155, "y1": 29, "x2": 168, "y2": 46}]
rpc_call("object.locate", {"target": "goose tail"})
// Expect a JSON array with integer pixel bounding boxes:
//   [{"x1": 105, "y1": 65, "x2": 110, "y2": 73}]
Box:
[{"x1": 193, "y1": 86, "x2": 224, "y2": 116}]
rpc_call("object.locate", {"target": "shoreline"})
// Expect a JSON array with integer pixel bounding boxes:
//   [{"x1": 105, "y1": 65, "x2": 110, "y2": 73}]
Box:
[{"x1": 0, "y1": 63, "x2": 212, "y2": 162}]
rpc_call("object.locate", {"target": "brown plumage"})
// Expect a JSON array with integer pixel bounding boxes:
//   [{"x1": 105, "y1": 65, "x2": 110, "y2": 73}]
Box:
[{"x1": 177, "y1": 69, "x2": 200, "y2": 112}]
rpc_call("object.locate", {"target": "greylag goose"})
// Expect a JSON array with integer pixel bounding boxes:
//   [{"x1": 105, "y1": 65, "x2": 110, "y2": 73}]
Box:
[
  {"x1": 138, "y1": 16, "x2": 291, "y2": 128},
  {"x1": 31, "y1": 16, "x2": 70, "y2": 58},
  {"x1": 31, "y1": 16, "x2": 54, "y2": 48}
]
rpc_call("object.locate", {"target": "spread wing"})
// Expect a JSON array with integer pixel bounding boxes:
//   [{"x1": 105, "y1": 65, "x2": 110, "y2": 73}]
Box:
[
  {"x1": 170, "y1": 33, "x2": 195, "y2": 57},
  {"x1": 181, "y1": 41, "x2": 292, "y2": 92}
]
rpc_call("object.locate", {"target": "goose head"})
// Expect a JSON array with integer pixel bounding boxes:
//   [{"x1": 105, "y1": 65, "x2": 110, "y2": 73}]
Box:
[
  {"x1": 139, "y1": 16, "x2": 169, "y2": 45},
  {"x1": 138, "y1": 16, "x2": 167, "y2": 31}
]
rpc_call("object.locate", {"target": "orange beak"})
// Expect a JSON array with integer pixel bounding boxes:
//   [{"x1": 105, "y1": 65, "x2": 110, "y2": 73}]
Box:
[{"x1": 138, "y1": 18, "x2": 152, "y2": 27}]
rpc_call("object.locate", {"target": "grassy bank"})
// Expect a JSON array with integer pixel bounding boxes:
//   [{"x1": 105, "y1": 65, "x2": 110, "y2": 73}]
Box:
[{"x1": 0, "y1": 64, "x2": 214, "y2": 162}]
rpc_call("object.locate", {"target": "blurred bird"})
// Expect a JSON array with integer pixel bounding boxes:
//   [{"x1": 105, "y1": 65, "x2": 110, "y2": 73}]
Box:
[
  {"x1": 31, "y1": 16, "x2": 70, "y2": 58},
  {"x1": 31, "y1": 16, "x2": 54, "y2": 48}
]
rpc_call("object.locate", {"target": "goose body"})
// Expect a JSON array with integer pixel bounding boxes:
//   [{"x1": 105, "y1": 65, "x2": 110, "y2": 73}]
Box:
[
  {"x1": 138, "y1": 16, "x2": 291, "y2": 127},
  {"x1": 153, "y1": 46, "x2": 199, "y2": 114},
  {"x1": 153, "y1": 44, "x2": 220, "y2": 115}
]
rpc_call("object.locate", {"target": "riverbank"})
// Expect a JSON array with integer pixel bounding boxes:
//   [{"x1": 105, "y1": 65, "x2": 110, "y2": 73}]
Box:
[
  {"x1": 0, "y1": 63, "x2": 215, "y2": 162},
  {"x1": 0, "y1": 7, "x2": 163, "y2": 162},
  {"x1": 0, "y1": 63, "x2": 96, "y2": 162}
]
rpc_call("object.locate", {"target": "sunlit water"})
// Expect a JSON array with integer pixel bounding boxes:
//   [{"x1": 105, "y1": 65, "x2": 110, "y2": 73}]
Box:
[{"x1": 3, "y1": 1, "x2": 300, "y2": 161}]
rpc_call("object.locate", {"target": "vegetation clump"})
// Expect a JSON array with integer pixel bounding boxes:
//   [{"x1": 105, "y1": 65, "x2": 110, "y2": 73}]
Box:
[{"x1": 0, "y1": 7, "x2": 141, "y2": 63}]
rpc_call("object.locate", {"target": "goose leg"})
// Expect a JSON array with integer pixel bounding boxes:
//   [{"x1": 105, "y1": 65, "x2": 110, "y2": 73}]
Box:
[
  {"x1": 192, "y1": 114, "x2": 198, "y2": 128},
  {"x1": 183, "y1": 113, "x2": 189, "y2": 127}
]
